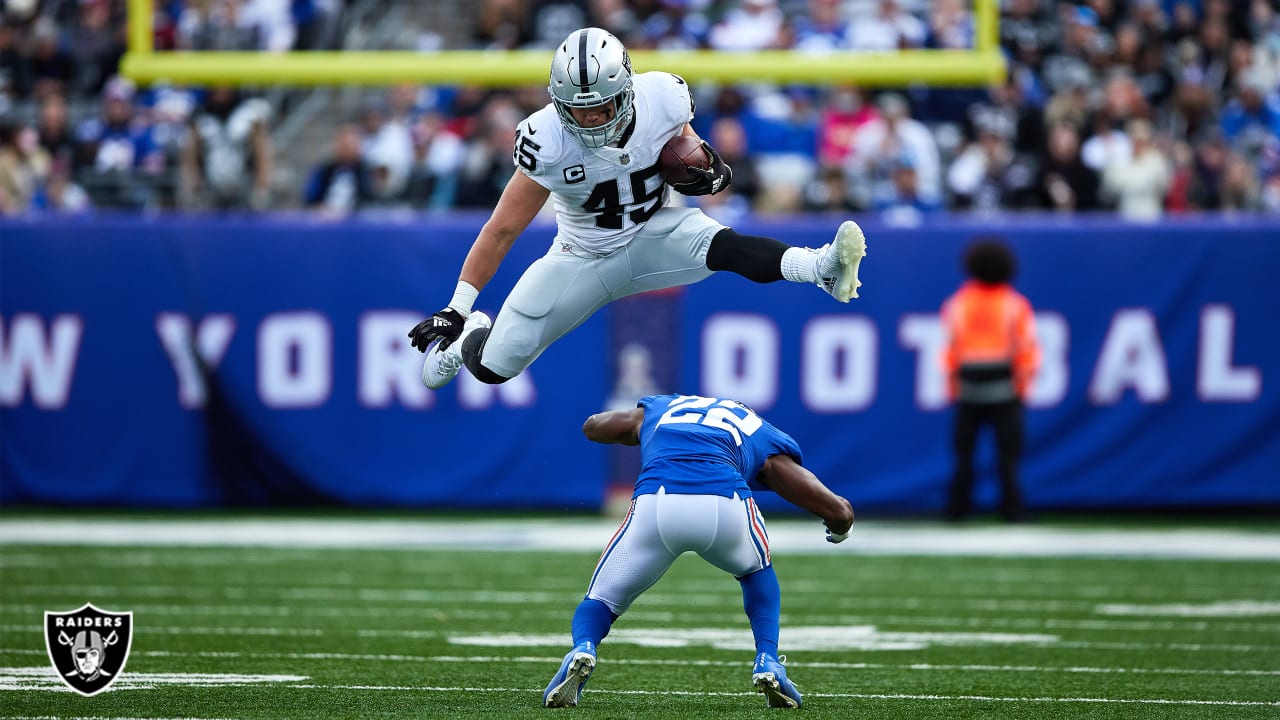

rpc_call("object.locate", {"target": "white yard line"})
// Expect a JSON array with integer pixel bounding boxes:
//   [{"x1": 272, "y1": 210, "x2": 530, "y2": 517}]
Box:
[
  {"x1": 10, "y1": 680, "x2": 1271, "y2": 707},
  {"x1": 1, "y1": 622, "x2": 1274, "y2": 652},
  {"x1": 6, "y1": 599, "x2": 1280, "y2": 634},
  {"x1": 7, "y1": 553, "x2": 1277, "y2": 595},
  {"x1": 1096, "y1": 601, "x2": 1280, "y2": 617},
  {"x1": 9, "y1": 602, "x2": 1278, "y2": 645},
  {"x1": 291, "y1": 684, "x2": 1280, "y2": 707},
  {"x1": 7, "y1": 601, "x2": 1279, "y2": 632},
  {"x1": 8, "y1": 579, "x2": 1278, "y2": 602},
  {"x1": 0, "y1": 624, "x2": 326, "y2": 637},
  {"x1": 1, "y1": 655, "x2": 1275, "y2": 706},
  {"x1": 0, "y1": 667, "x2": 308, "y2": 691},
  {"x1": 11, "y1": 650, "x2": 1271, "y2": 677},
  {"x1": 10, "y1": 590, "x2": 1280, "y2": 621},
  {"x1": 1, "y1": 519, "x2": 1278, "y2": 559},
  {"x1": 426, "y1": 654, "x2": 1280, "y2": 676}
]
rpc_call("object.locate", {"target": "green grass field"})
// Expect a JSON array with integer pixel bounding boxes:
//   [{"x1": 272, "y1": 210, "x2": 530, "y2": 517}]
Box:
[{"x1": 2, "y1": 517, "x2": 1279, "y2": 719}]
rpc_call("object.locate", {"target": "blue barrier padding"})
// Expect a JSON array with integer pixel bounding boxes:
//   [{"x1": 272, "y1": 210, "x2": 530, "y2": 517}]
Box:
[{"x1": 3, "y1": 214, "x2": 1277, "y2": 511}]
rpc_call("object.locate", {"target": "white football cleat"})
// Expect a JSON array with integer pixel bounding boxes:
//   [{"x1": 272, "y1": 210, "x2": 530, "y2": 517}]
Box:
[
  {"x1": 421, "y1": 311, "x2": 491, "y2": 389},
  {"x1": 816, "y1": 220, "x2": 866, "y2": 303}
]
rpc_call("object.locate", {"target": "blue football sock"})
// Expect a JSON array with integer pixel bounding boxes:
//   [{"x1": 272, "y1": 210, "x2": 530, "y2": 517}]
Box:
[
  {"x1": 571, "y1": 597, "x2": 616, "y2": 648},
  {"x1": 739, "y1": 566, "x2": 781, "y2": 658}
]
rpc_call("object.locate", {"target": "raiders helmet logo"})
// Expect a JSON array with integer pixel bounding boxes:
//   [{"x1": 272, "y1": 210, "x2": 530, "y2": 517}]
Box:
[{"x1": 44, "y1": 603, "x2": 133, "y2": 696}]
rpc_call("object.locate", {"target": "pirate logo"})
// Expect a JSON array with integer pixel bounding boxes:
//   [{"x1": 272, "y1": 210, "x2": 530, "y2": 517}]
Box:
[{"x1": 44, "y1": 603, "x2": 133, "y2": 696}]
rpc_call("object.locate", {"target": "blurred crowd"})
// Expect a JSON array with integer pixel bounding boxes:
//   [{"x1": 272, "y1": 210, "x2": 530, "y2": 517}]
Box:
[
  {"x1": 2, "y1": 0, "x2": 1278, "y2": 219},
  {"x1": 0, "y1": 0, "x2": 340, "y2": 213}
]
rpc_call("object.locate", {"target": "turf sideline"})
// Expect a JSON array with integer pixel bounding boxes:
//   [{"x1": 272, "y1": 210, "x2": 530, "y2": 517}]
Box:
[{"x1": 0, "y1": 519, "x2": 1277, "y2": 559}]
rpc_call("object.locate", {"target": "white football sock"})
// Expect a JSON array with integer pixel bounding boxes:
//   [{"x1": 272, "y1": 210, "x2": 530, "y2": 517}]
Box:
[{"x1": 781, "y1": 247, "x2": 820, "y2": 283}]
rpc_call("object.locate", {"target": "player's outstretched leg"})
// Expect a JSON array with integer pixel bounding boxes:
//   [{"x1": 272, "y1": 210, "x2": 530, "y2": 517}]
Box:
[
  {"x1": 543, "y1": 640, "x2": 597, "y2": 708},
  {"x1": 752, "y1": 652, "x2": 802, "y2": 709},
  {"x1": 814, "y1": 220, "x2": 867, "y2": 302},
  {"x1": 421, "y1": 311, "x2": 492, "y2": 389}
]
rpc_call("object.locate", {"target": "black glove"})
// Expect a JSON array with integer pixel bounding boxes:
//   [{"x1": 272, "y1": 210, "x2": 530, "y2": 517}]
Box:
[
  {"x1": 671, "y1": 141, "x2": 733, "y2": 196},
  {"x1": 408, "y1": 307, "x2": 465, "y2": 353}
]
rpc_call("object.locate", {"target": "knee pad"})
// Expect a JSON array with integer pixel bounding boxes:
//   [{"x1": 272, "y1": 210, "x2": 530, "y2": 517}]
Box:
[{"x1": 461, "y1": 328, "x2": 510, "y2": 385}]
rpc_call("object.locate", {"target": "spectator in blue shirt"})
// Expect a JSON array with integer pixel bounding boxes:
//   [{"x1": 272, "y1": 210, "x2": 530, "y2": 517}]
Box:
[{"x1": 1220, "y1": 71, "x2": 1280, "y2": 151}]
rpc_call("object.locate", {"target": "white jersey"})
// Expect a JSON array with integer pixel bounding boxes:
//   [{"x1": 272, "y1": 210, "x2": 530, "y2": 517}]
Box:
[{"x1": 514, "y1": 71, "x2": 696, "y2": 254}]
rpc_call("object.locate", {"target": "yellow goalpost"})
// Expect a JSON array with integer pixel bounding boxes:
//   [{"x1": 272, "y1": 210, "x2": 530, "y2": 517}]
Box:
[{"x1": 121, "y1": 0, "x2": 1004, "y2": 87}]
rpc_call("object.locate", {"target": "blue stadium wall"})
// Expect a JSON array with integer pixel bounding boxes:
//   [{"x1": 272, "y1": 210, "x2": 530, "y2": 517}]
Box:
[{"x1": 2, "y1": 214, "x2": 1278, "y2": 514}]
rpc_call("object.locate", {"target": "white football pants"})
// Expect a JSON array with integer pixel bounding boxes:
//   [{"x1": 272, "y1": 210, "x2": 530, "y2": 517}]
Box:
[
  {"x1": 480, "y1": 206, "x2": 724, "y2": 378},
  {"x1": 586, "y1": 488, "x2": 773, "y2": 616}
]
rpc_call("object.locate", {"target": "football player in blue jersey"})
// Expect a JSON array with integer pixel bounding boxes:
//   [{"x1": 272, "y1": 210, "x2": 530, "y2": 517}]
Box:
[
  {"x1": 542, "y1": 394, "x2": 854, "y2": 709},
  {"x1": 409, "y1": 27, "x2": 867, "y2": 390}
]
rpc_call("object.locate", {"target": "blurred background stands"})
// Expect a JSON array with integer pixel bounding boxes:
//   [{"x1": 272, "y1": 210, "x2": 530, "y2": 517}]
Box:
[{"x1": 1, "y1": 0, "x2": 1277, "y2": 217}]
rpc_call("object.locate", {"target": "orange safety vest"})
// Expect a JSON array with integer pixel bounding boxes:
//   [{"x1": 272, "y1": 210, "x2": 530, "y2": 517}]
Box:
[{"x1": 940, "y1": 281, "x2": 1040, "y2": 403}]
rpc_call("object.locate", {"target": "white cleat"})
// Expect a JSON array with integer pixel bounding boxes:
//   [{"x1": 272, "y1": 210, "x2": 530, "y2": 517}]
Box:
[
  {"x1": 816, "y1": 220, "x2": 867, "y2": 303},
  {"x1": 421, "y1": 311, "x2": 491, "y2": 389}
]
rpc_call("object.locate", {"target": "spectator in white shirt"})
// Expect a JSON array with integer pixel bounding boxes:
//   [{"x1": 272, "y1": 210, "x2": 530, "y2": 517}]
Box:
[
  {"x1": 847, "y1": 0, "x2": 926, "y2": 51},
  {"x1": 708, "y1": 0, "x2": 786, "y2": 52},
  {"x1": 1101, "y1": 119, "x2": 1171, "y2": 220}
]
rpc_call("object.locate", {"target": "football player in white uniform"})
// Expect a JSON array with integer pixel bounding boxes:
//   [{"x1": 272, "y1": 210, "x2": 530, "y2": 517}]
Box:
[{"x1": 410, "y1": 27, "x2": 867, "y2": 388}]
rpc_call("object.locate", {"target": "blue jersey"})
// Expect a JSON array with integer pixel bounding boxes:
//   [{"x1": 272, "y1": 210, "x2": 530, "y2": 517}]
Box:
[{"x1": 633, "y1": 394, "x2": 803, "y2": 499}]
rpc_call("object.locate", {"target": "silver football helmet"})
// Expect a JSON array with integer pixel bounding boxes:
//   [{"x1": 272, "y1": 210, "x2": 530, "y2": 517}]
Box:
[{"x1": 548, "y1": 28, "x2": 635, "y2": 148}]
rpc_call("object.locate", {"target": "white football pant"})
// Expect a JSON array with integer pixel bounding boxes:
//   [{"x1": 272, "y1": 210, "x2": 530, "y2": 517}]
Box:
[
  {"x1": 480, "y1": 206, "x2": 724, "y2": 378},
  {"x1": 586, "y1": 487, "x2": 772, "y2": 616}
]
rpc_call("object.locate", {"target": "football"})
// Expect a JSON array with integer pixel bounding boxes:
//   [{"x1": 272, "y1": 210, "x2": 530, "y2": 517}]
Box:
[{"x1": 658, "y1": 134, "x2": 711, "y2": 185}]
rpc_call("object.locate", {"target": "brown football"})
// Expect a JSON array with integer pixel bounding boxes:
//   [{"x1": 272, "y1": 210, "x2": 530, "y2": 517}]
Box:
[{"x1": 658, "y1": 134, "x2": 711, "y2": 185}]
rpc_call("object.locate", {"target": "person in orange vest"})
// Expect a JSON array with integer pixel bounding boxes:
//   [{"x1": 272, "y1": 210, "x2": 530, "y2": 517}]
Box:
[{"x1": 940, "y1": 239, "x2": 1040, "y2": 522}]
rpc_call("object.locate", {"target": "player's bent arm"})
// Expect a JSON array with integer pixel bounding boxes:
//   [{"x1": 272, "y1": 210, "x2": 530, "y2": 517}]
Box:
[
  {"x1": 582, "y1": 408, "x2": 644, "y2": 446},
  {"x1": 458, "y1": 170, "x2": 551, "y2": 292},
  {"x1": 757, "y1": 454, "x2": 854, "y2": 536}
]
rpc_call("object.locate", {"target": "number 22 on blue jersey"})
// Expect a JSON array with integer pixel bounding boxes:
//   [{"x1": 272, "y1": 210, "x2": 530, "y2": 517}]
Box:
[{"x1": 654, "y1": 395, "x2": 763, "y2": 446}]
